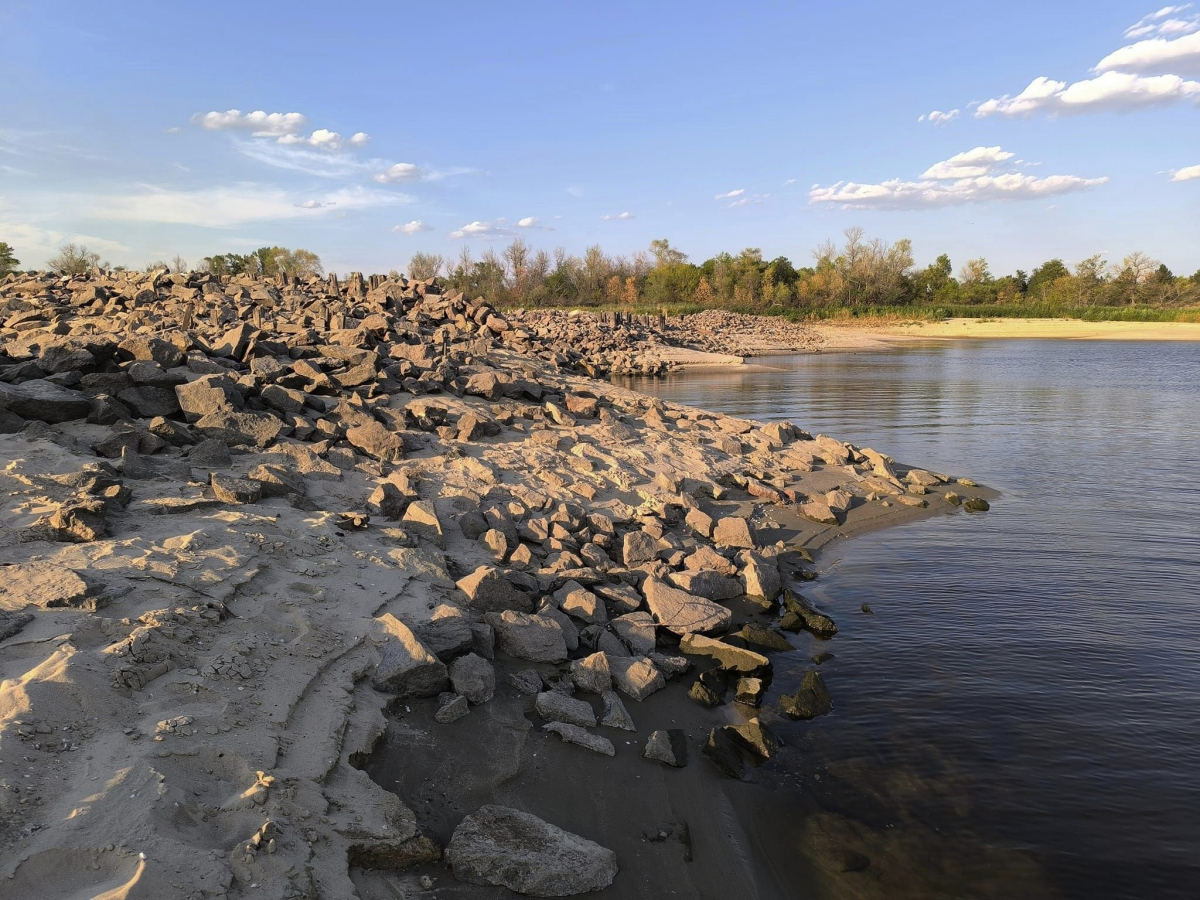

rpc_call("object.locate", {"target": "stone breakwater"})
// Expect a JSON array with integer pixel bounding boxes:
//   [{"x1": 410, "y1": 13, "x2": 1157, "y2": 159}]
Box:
[{"x1": 0, "y1": 268, "x2": 986, "y2": 899}]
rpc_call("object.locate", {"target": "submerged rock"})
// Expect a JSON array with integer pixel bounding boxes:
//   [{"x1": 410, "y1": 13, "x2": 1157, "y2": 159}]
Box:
[
  {"x1": 446, "y1": 805, "x2": 618, "y2": 896},
  {"x1": 779, "y1": 670, "x2": 832, "y2": 720}
]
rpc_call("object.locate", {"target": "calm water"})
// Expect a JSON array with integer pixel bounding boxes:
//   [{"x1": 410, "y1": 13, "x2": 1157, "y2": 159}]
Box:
[{"x1": 622, "y1": 340, "x2": 1200, "y2": 900}]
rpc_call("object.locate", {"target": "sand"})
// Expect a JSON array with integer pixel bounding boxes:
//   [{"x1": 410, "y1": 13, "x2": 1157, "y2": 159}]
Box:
[{"x1": 820, "y1": 317, "x2": 1200, "y2": 348}]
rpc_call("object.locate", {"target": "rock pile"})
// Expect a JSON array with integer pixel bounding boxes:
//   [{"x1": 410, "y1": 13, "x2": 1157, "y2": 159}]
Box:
[{"x1": 0, "y1": 267, "x2": 986, "y2": 898}]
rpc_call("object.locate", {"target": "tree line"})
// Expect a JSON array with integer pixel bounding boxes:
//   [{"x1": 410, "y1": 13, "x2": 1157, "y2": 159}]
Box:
[
  {"x1": 5, "y1": 233, "x2": 1197, "y2": 311},
  {"x1": 410, "y1": 229, "x2": 1199, "y2": 311}
]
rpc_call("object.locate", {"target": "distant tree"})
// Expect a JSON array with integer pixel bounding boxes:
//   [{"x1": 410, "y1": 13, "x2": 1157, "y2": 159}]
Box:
[
  {"x1": 605, "y1": 274, "x2": 623, "y2": 305},
  {"x1": 48, "y1": 242, "x2": 101, "y2": 276},
  {"x1": 170, "y1": 255, "x2": 188, "y2": 273},
  {"x1": 145, "y1": 260, "x2": 170, "y2": 272},
  {"x1": 693, "y1": 276, "x2": 715, "y2": 306},
  {"x1": 282, "y1": 248, "x2": 323, "y2": 278},
  {"x1": 643, "y1": 262, "x2": 701, "y2": 306},
  {"x1": 407, "y1": 252, "x2": 445, "y2": 281},
  {"x1": 649, "y1": 238, "x2": 687, "y2": 268},
  {"x1": 1027, "y1": 259, "x2": 1070, "y2": 300},
  {"x1": 621, "y1": 275, "x2": 639, "y2": 305},
  {"x1": 959, "y1": 257, "x2": 991, "y2": 285},
  {"x1": 0, "y1": 242, "x2": 19, "y2": 276}
]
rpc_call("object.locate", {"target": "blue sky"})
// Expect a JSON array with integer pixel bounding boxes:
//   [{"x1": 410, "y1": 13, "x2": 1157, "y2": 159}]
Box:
[{"x1": 2, "y1": 0, "x2": 1198, "y2": 276}]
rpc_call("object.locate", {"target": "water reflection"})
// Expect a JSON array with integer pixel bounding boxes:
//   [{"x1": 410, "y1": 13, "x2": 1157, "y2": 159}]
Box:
[{"x1": 621, "y1": 339, "x2": 1200, "y2": 899}]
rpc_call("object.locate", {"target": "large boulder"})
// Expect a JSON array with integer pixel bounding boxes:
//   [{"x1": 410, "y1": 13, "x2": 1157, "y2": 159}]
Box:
[
  {"x1": 371, "y1": 614, "x2": 449, "y2": 697},
  {"x1": 679, "y1": 633, "x2": 770, "y2": 673},
  {"x1": 641, "y1": 577, "x2": 731, "y2": 635},
  {"x1": 457, "y1": 566, "x2": 533, "y2": 613},
  {"x1": 446, "y1": 806, "x2": 618, "y2": 896},
  {"x1": 449, "y1": 653, "x2": 496, "y2": 704},
  {"x1": 486, "y1": 610, "x2": 568, "y2": 663},
  {"x1": 0, "y1": 380, "x2": 90, "y2": 423},
  {"x1": 606, "y1": 654, "x2": 665, "y2": 701},
  {"x1": 780, "y1": 670, "x2": 833, "y2": 720},
  {"x1": 712, "y1": 516, "x2": 757, "y2": 549}
]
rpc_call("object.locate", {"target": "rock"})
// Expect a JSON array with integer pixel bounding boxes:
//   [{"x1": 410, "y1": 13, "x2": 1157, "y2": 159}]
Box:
[
  {"x1": 402, "y1": 499, "x2": 445, "y2": 548},
  {"x1": 678, "y1": 633, "x2": 769, "y2": 673},
  {"x1": 684, "y1": 507, "x2": 713, "y2": 537},
  {"x1": 371, "y1": 614, "x2": 450, "y2": 698},
  {"x1": 648, "y1": 652, "x2": 690, "y2": 677},
  {"x1": 0, "y1": 379, "x2": 90, "y2": 422},
  {"x1": 487, "y1": 611, "x2": 568, "y2": 663},
  {"x1": 861, "y1": 603, "x2": 873, "y2": 615},
  {"x1": 729, "y1": 717, "x2": 780, "y2": 759},
  {"x1": 688, "y1": 678, "x2": 723, "y2": 709},
  {"x1": 944, "y1": 491, "x2": 963, "y2": 507},
  {"x1": 611, "y1": 612, "x2": 657, "y2": 655},
  {"x1": 210, "y1": 473, "x2": 262, "y2": 504},
  {"x1": 605, "y1": 654, "x2": 665, "y2": 701},
  {"x1": 556, "y1": 582, "x2": 606, "y2": 624},
  {"x1": 535, "y1": 691, "x2": 596, "y2": 727},
  {"x1": 702, "y1": 727, "x2": 746, "y2": 778},
  {"x1": 0, "y1": 563, "x2": 102, "y2": 612},
  {"x1": 643, "y1": 729, "x2": 689, "y2": 767},
  {"x1": 247, "y1": 463, "x2": 305, "y2": 498},
  {"x1": 599, "y1": 691, "x2": 636, "y2": 731},
  {"x1": 189, "y1": 438, "x2": 232, "y2": 468},
  {"x1": 435, "y1": 693, "x2": 470, "y2": 723},
  {"x1": 368, "y1": 483, "x2": 408, "y2": 519},
  {"x1": 175, "y1": 374, "x2": 241, "y2": 421},
  {"x1": 964, "y1": 497, "x2": 990, "y2": 512},
  {"x1": 0, "y1": 609, "x2": 34, "y2": 641},
  {"x1": 481, "y1": 528, "x2": 509, "y2": 561},
  {"x1": 117, "y1": 385, "x2": 181, "y2": 418},
  {"x1": 38, "y1": 497, "x2": 109, "y2": 542},
  {"x1": 345, "y1": 420, "x2": 404, "y2": 462},
  {"x1": 508, "y1": 669, "x2": 543, "y2": 695},
  {"x1": 668, "y1": 569, "x2": 742, "y2": 601},
  {"x1": 781, "y1": 591, "x2": 838, "y2": 638},
  {"x1": 739, "y1": 550, "x2": 781, "y2": 602},
  {"x1": 449, "y1": 653, "x2": 495, "y2": 704},
  {"x1": 800, "y1": 498, "x2": 839, "y2": 525},
  {"x1": 622, "y1": 530, "x2": 661, "y2": 566},
  {"x1": 779, "y1": 671, "x2": 833, "y2": 720},
  {"x1": 570, "y1": 652, "x2": 612, "y2": 694},
  {"x1": 414, "y1": 604, "x2": 476, "y2": 661},
  {"x1": 458, "y1": 566, "x2": 533, "y2": 613},
  {"x1": 543, "y1": 722, "x2": 615, "y2": 756},
  {"x1": 736, "y1": 623, "x2": 793, "y2": 652},
  {"x1": 734, "y1": 676, "x2": 766, "y2": 707},
  {"x1": 195, "y1": 409, "x2": 283, "y2": 448},
  {"x1": 642, "y1": 577, "x2": 731, "y2": 635},
  {"x1": 713, "y1": 516, "x2": 757, "y2": 549},
  {"x1": 445, "y1": 805, "x2": 618, "y2": 896}
]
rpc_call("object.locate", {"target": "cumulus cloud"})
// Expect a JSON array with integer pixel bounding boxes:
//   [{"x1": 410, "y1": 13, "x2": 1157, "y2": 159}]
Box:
[
  {"x1": 394, "y1": 220, "x2": 432, "y2": 234},
  {"x1": 449, "y1": 220, "x2": 516, "y2": 239},
  {"x1": 976, "y1": 71, "x2": 1200, "y2": 116},
  {"x1": 191, "y1": 109, "x2": 307, "y2": 136},
  {"x1": 920, "y1": 146, "x2": 1015, "y2": 179},
  {"x1": 0, "y1": 221, "x2": 130, "y2": 264},
  {"x1": 601, "y1": 211, "x2": 635, "y2": 220},
  {"x1": 50, "y1": 184, "x2": 411, "y2": 228},
  {"x1": 714, "y1": 189, "x2": 745, "y2": 200},
  {"x1": 349, "y1": 132, "x2": 370, "y2": 146},
  {"x1": 1170, "y1": 163, "x2": 1200, "y2": 180},
  {"x1": 373, "y1": 163, "x2": 423, "y2": 183},
  {"x1": 809, "y1": 148, "x2": 1107, "y2": 209},
  {"x1": 1096, "y1": 29, "x2": 1200, "y2": 75},
  {"x1": 516, "y1": 217, "x2": 539, "y2": 227},
  {"x1": 918, "y1": 108, "x2": 960, "y2": 124}
]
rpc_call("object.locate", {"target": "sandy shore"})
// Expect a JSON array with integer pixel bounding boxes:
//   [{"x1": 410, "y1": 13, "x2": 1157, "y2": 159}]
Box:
[
  {"x1": 819, "y1": 317, "x2": 1200, "y2": 349},
  {"x1": 0, "y1": 271, "x2": 992, "y2": 900}
]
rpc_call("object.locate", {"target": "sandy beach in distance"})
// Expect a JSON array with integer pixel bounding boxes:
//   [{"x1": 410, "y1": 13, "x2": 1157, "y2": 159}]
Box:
[{"x1": 818, "y1": 317, "x2": 1200, "y2": 350}]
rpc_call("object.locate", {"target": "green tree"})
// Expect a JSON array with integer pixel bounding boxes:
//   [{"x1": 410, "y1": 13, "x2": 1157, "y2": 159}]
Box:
[
  {"x1": 1027, "y1": 259, "x2": 1069, "y2": 300},
  {"x1": 642, "y1": 262, "x2": 701, "y2": 306},
  {"x1": 407, "y1": 252, "x2": 445, "y2": 281},
  {"x1": 0, "y1": 242, "x2": 20, "y2": 276},
  {"x1": 649, "y1": 238, "x2": 687, "y2": 268}
]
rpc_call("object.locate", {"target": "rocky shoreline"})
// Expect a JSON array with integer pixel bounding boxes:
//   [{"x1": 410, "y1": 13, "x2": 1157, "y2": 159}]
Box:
[{"x1": 0, "y1": 268, "x2": 988, "y2": 899}]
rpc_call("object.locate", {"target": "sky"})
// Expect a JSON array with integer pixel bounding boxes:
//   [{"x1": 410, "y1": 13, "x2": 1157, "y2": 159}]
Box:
[{"x1": 1, "y1": 0, "x2": 1199, "y2": 277}]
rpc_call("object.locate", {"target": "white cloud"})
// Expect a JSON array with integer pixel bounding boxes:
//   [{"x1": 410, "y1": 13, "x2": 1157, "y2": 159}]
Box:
[
  {"x1": 783, "y1": 178, "x2": 797, "y2": 185},
  {"x1": 394, "y1": 219, "x2": 432, "y2": 234},
  {"x1": 0, "y1": 221, "x2": 130, "y2": 264},
  {"x1": 917, "y1": 108, "x2": 961, "y2": 124},
  {"x1": 1170, "y1": 163, "x2": 1200, "y2": 180},
  {"x1": 191, "y1": 109, "x2": 307, "y2": 137},
  {"x1": 349, "y1": 132, "x2": 370, "y2": 146},
  {"x1": 373, "y1": 162, "x2": 423, "y2": 183},
  {"x1": 1124, "y1": 6, "x2": 1199, "y2": 40},
  {"x1": 1096, "y1": 29, "x2": 1200, "y2": 75},
  {"x1": 729, "y1": 193, "x2": 769, "y2": 207},
  {"x1": 601, "y1": 211, "x2": 634, "y2": 220},
  {"x1": 517, "y1": 216, "x2": 538, "y2": 227},
  {"x1": 976, "y1": 71, "x2": 1200, "y2": 116},
  {"x1": 714, "y1": 189, "x2": 745, "y2": 200},
  {"x1": 43, "y1": 184, "x2": 412, "y2": 228},
  {"x1": 449, "y1": 220, "x2": 515, "y2": 239},
  {"x1": 165, "y1": 126, "x2": 183, "y2": 134},
  {"x1": 921, "y1": 146, "x2": 1015, "y2": 179},
  {"x1": 810, "y1": 147, "x2": 1107, "y2": 209}
]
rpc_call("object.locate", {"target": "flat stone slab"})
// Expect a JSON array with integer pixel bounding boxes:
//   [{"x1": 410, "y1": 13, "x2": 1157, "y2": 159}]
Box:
[{"x1": 642, "y1": 577, "x2": 731, "y2": 635}]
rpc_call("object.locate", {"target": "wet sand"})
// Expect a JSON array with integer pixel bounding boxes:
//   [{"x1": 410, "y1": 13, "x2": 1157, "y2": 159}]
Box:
[{"x1": 820, "y1": 317, "x2": 1200, "y2": 348}]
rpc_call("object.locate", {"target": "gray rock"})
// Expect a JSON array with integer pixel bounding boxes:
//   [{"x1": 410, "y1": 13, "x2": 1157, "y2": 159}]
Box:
[
  {"x1": 435, "y1": 693, "x2": 470, "y2": 723},
  {"x1": 189, "y1": 438, "x2": 232, "y2": 468},
  {"x1": 449, "y1": 653, "x2": 495, "y2": 704},
  {"x1": 569, "y1": 651, "x2": 611, "y2": 694},
  {"x1": 611, "y1": 612, "x2": 657, "y2": 655},
  {"x1": 508, "y1": 669, "x2": 543, "y2": 695},
  {"x1": 535, "y1": 691, "x2": 596, "y2": 728},
  {"x1": 458, "y1": 565, "x2": 533, "y2": 613},
  {"x1": 543, "y1": 722, "x2": 615, "y2": 756},
  {"x1": 371, "y1": 614, "x2": 450, "y2": 698},
  {"x1": 606, "y1": 654, "x2": 665, "y2": 701},
  {"x1": 780, "y1": 670, "x2": 833, "y2": 720},
  {"x1": 487, "y1": 611, "x2": 568, "y2": 663},
  {"x1": 712, "y1": 515, "x2": 757, "y2": 549},
  {"x1": 643, "y1": 729, "x2": 688, "y2": 767},
  {"x1": 622, "y1": 530, "x2": 661, "y2": 566},
  {"x1": 739, "y1": 550, "x2": 781, "y2": 602},
  {"x1": 599, "y1": 691, "x2": 636, "y2": 731},
  {"x1": 446, "y1": 805, "x2": 618, "y2": 896},
  {"x1": 0, "y1": 379, "x2": 90, "y2": 423},
  {"x1": 414, "y1": 604, "x2": 476, "y2": 661}
]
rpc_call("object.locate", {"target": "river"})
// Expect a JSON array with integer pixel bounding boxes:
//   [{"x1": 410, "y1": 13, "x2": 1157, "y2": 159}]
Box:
[{"x1": 618, "y1": 338, "x2": 1200, "y2": 900}]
